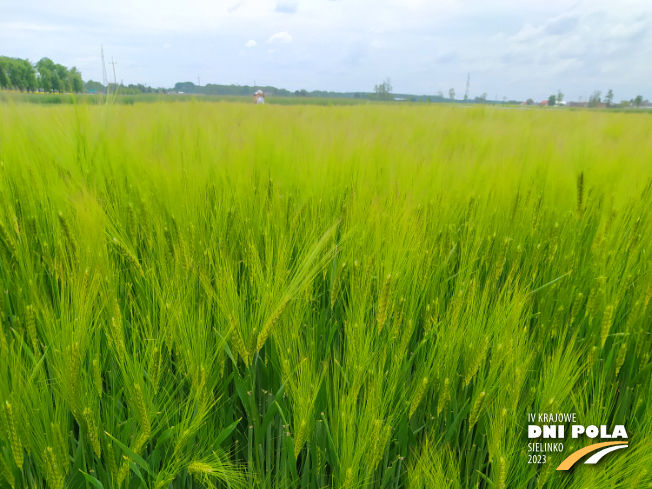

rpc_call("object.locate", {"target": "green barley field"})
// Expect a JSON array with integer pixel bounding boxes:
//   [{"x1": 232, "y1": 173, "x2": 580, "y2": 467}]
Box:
[{"x1": 0, "y1": 100, "x2": 651, "y2": 488}]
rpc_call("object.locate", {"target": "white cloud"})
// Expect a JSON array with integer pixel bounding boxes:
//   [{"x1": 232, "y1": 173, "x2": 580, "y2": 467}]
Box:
[
  {"x1": 267, "y1": 31, "x2": 292, "y2": 44},
  {"x1": 245, "y1": 39, "x2": 257, "y2": 48},
  {"x1": 275, "y1": 2, "x2": 297, "y2": 13},
  {"x1": 0, "y1": 21, "x2": 62, "y2": 32},
  {"x1": 227, "y1": 1, "x2": 243, "y2": 13},
  {"x1": 510, "y1": 13, "x2": 581, "y2": 42}
]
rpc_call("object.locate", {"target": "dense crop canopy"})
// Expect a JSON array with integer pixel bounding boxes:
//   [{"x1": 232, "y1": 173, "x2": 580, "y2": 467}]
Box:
[{"x1": 0, "y1": 101, "x2": 651, "y2": 488}]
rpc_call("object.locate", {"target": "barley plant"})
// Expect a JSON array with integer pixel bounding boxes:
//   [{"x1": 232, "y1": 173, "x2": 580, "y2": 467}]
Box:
[{"x1": 0, "y1": 101, "x2": 651, "y2": 488}]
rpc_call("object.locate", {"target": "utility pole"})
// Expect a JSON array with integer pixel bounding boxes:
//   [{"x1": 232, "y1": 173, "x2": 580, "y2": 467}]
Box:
[
  {"x1": 101, "y1": 46, "x2": 108, "y2": 92},
  {"x1": 464, "y1": 73, "x2": 470, "y2": 101},
  {"x1": 111, "y1": 57, "x2": 118, "y2": 93}
]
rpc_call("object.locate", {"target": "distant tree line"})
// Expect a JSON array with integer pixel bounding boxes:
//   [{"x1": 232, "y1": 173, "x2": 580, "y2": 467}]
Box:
[
  {"x1": 0, "y1": 56, "x2": 83, "y2": 93},
  {"x1": 587, "y1": 90, "x2": 645, "y2": 108},
  {"x1": 172, "y1": 81, "x2": 438, "y2": 101},
  {"x1": 173, "y1": 82, "x2": 294, "y2": 97},
  {"x1": 541, "y1": 89, "x2": 646, "y2": 108}
]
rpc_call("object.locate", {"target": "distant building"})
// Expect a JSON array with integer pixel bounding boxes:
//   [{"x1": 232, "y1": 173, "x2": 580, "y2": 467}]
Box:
[
  {"x1": 567, "y1": 102, "x2": 588, "y2": 108},
  {"x1": 540, "y1": 100, "x2": 548, "y2": 106}
]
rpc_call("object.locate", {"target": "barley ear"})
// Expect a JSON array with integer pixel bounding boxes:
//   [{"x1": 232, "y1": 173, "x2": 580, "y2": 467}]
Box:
[
  {"x1": 0, "y1": 451, "x2": 14, "y2": 488},
  {"x1": 103, "y1": 438, "x2": 118, "y2": 481},
  {"x1": 468, "y1": 392, "x2": 486, "y2": 431},
  {"x1": 600, "y1": 305, "x2": 613, "y2": 347},
  {"x1": 615, "y1": 343, "x2": 627, "y2": 375},
  {"x1": 92, "y1": 356, "x2": 102, "y2": 396},
  {"x1": 228, "y1": 314, "x2": 249, "y2": 364},
  {"x1": 51, "y1": 423, "x2": 69, "y2": 474},
  {"x1": 5, "y1": 402, "x2": 23, "y2": 469},
  {"x1": 117, "y1": 459, "x2": 130, "y2": 486},
  {"x1": 437, "y1": 378, "x2": 449, "y2": 415},
  {"x1": 149, "y1": 347, "x2": 163, "y2": 393},
  {"x1": 58, "y1": 211, "x2": 78, "y2": 265},
  {"x1": 257, "y1": 298, "x2": 289, "y2": 351},
  {"x1": 377, "y1": 274, "x2": 391, "y2": 333},
  {"x1": 409, "y1": 377, "x2": 429, "y2": 417},
  {"x1": 83, "y1": 408, "x2": 102, "y2": 458},
  {"x1": 645, "y1": 280, "x2": 652, "y2": 309},
  {"x1": 25, "y1": 305, "x2": 38, "y2": 352},
  {"x1": 188, "y1": 461, "x2": 214, "y2": 477},
  {"x1": 43, "y1": 447, "x2": 64, "y2": 489},
  {"x1": 498, "y1": 456, "x2": 507, "y2": 488},
  {"x1": 175, "y1": 429, "x2": 191, "y2": 456},
  {"x1": 0, "y1": 220, "x2": 17, "y2": 266},
  {"x1": 133, "y1": 384, "x2": 150, "y2": 436},
  {"x1": 112, "y1": 238, "x2": 145, "y2": 277},
  {"x1": 294, "y1": 419, "x2": 308, "y2": 458}
]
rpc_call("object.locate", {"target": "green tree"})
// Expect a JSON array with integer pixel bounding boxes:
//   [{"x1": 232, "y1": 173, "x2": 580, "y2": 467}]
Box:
[
  {"x1": 373, "y1": 77, "x2": 393, "y2": 101},
  {"x1": 0, "y1": 57, "x2": 37, "y2": 91},
  {"x1": 449, "y1": 88, "x2": 455, "y2": 101},
  {"x1": 39, "y1": 69, "x2": 53, "y2": 92},
  {"x1": 548, "y1": 94, "x2": 556, "y2": 106},
  {"x1": 605, "y1": 89, "x2": 614, "y2": 107},
  {"x1": 634, "y1": 95, "x2": 643, "y2": 107},
  {"x1": 24, "y1": 59, "x2": 38, "y2": 91},
  {"x1": 69, "y1": 67, "x2": 83, "y2": 93},
  {"x1": 588, "y1": 90, "x2": 601, "y2": 108},
  {"x1": 0, "y1": 59, "x2": 8, "y2": 88},
  {"x1": 0, "y1": 57, "x2": 17, "y2": 89},
  {"x1": 54, "y1": 64, "x2": 71, "y2": 93},
  {"x1": 0, "y1": 56, "x2": 83, "y2": 93},
  {"x1": 557, "y1": 90, "x2": 564, "y2": 104},
  {"x1": 85, "y1": 80, "x2": 105, "y2": 93},
  {"x1": 36, "y1": 58, "x2": 57, "y2": 92}
]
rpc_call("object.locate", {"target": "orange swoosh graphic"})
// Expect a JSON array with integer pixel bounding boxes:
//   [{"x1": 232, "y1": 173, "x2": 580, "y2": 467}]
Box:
[{"x1": 556, "y1": 441, "x2": 628, "y2": 470}]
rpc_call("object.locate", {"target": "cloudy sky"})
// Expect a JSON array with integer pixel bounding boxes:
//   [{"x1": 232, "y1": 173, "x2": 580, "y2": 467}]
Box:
[{"x1": 2, "y1": 0, "x2": 650, "y2": 101}]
